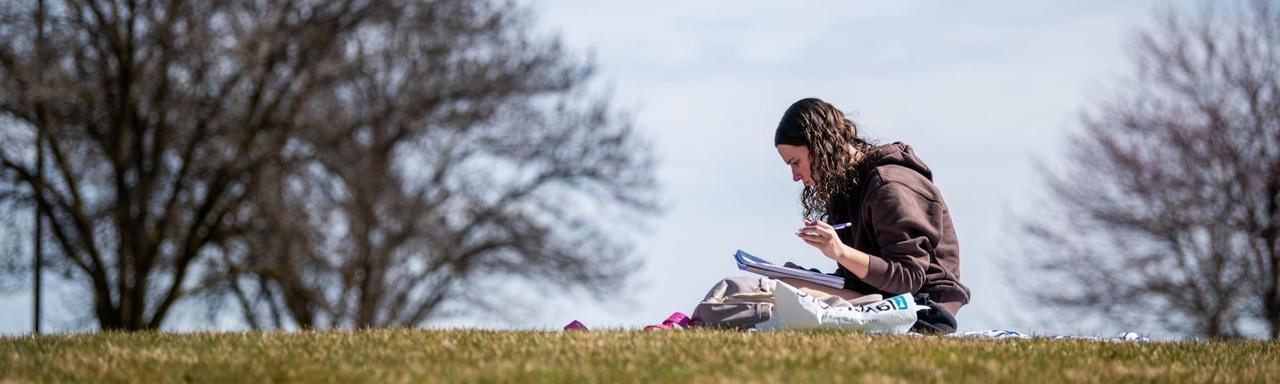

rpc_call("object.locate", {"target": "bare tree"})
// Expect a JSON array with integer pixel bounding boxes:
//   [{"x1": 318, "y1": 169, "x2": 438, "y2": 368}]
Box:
[
  {"x1": 0, "y1": 0, "x2": 395, "y2": 330},
  {"x1": 0, "y1": 0, "x2": 655, "y2": 331},
  {"x1": 206, "y1": 2, "x2": 658, "y2": 329},
  {"x1": 1016, "y1": 0, "x2": 1280, "y2": 339}
]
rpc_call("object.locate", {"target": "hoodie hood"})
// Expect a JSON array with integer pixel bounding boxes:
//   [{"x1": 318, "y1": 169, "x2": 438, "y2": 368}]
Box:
[{"x1": 860, "y1": 142, "x2": 933, "y2": 181}]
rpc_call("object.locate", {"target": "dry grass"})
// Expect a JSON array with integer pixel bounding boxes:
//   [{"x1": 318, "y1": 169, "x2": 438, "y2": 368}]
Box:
[{"x1": 2, "y1": 329, "x2": 1276, "y2": 383}]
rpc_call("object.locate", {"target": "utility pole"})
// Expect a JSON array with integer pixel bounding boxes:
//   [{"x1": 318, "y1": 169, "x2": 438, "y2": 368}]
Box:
[
  {"x1": 33, "y1": 110, "x2": 43, "y2": 336},
  {"x1": 33, "y1": 120, "x2": 42, "y2": 336},
  {"x1": 33, "y1": 0, "x2": 45, "y2": 336}
]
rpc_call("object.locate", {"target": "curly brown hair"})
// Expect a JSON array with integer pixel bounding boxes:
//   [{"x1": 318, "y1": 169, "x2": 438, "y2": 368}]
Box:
[{"x1": 774, "y1": 98, "x2": 874, "y2": 220}]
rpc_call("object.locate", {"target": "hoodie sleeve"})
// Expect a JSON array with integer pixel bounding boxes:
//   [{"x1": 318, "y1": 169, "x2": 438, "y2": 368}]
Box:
[{"x1": 859, "y1": 180, "x2": 939, "y2": 295}]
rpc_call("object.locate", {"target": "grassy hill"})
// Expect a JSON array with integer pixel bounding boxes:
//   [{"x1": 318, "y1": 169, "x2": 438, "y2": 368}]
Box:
[{"x1": 3, "y1": 329, "x2": 1277, "y2": 383}]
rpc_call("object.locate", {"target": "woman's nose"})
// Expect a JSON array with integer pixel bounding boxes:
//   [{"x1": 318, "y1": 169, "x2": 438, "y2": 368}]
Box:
[{"x1": 792, "y1": 172, "x2": 802, "y2": 182}]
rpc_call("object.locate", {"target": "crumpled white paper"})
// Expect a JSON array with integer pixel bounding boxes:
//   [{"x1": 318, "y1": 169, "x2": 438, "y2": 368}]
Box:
[{"x1": 756, "y1": 281, "x2": 926, "y2": 334}]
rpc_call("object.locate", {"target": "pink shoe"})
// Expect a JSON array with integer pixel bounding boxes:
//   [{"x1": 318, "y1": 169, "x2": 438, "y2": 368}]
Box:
[{"x1": 643, "y1": 312, "x2": 691, "y2": 331}]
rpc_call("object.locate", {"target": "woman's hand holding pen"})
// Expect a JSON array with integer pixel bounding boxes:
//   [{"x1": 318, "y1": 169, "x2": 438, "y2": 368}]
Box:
[
  {"x1": 796, "y1": 220, "x2": 871, "y2": 278},
  {"x1": 796, "y1": 220, "x2": 848, "y2": 260}
]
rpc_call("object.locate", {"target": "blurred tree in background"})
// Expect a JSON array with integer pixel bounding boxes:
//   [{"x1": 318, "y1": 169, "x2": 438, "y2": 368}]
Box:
[
  {"x1": 1017, "y1": 0, "x2": 1279, "y2": 339},
  {"x1": 0, "y1": 0, "x2": 657, "y2": 331},
  {"x1": 212, "y1": 1, "x2": 657, "y2": 329}
]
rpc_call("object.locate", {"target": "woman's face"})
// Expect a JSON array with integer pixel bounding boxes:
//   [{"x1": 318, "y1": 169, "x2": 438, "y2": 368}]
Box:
[{"x1": 776, "y1": 144, "x2": 814, "y2": 187}]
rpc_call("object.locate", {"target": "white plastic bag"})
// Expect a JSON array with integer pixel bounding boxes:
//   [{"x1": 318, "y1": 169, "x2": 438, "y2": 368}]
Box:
[{"x1": 756, "y1": 281, "x2": 925, "y2": 334}]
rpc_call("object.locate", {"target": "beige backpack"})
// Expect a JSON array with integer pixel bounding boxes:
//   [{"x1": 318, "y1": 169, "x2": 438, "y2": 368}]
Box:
[{"x1": 691, "y1": 276, "x2": 881, "y2": 329}]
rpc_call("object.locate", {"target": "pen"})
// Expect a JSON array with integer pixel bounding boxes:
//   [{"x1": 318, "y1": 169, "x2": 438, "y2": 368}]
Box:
[{"x1": 832, "y1": 222, "x2": 851, "y2": 230}]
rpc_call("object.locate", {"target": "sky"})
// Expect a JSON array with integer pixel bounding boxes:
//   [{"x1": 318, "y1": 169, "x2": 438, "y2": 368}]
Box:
[{"x1": 0, "y1": 0, "x2": 1198, "y2": 336}]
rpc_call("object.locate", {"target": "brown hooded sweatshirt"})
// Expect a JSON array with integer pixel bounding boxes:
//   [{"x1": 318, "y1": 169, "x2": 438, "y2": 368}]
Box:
[{"x1": 831, "y1": 142, "x2": 970, "y2": 316}]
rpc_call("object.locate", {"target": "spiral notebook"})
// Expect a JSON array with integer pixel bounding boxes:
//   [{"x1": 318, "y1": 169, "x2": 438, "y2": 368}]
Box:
[{"x1": 733, "y1": 249, "x2": 845, "y2": 289}]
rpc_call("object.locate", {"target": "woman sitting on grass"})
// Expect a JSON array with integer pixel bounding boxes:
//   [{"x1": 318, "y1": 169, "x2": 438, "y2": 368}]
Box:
[{"x1": 773, "y1": 98, "x2": 969, "y2": 333}]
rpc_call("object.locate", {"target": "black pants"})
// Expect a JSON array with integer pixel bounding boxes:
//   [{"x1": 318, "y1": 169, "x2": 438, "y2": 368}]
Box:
[{"x1": 910, "y1": 294, "x2": 957, "y2": 334}]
